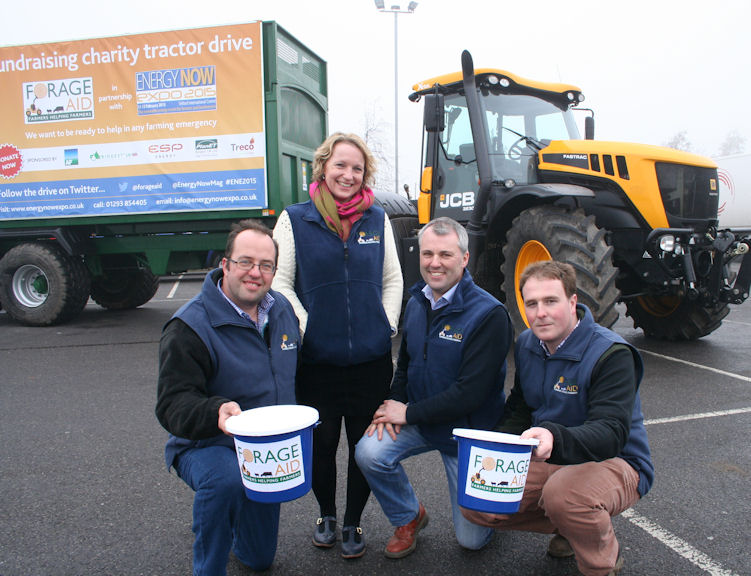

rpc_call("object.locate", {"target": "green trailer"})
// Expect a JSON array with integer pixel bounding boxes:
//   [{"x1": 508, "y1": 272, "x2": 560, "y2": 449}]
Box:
[{"x1": 0, "y1": 21, "x2": 328, "y2": 325}]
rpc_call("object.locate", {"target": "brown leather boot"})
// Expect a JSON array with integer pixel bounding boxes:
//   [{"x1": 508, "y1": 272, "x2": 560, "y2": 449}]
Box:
[
  {"x1": 547, "y1": 534, "x2": 575, "y2": 558},
  {"x1": 384, "y1": 503, "x2": 429, "y2": 559}
]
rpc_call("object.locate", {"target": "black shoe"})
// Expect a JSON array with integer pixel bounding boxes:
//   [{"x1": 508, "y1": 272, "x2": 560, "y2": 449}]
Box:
[
  {"x1": 341, "y1": 526, "x2": 365, "y2": 559},
  {"x1": 312, "y1": 516, "x2": 336, "y2": 548}
]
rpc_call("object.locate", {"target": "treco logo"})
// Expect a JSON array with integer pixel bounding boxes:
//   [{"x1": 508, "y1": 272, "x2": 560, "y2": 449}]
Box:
[{"x1": 231, "y1": 138, "x2": 255, "y2": 153}]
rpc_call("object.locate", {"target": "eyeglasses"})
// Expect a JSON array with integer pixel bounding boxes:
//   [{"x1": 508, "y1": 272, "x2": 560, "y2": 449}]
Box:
[{"x1": 226, "y1": 258, "x2": 276, "y2": 274}]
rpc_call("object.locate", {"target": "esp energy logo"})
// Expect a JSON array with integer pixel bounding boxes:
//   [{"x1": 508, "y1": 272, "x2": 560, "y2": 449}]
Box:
[
  {"x1": 136, "y1": 66, "x2": 216, "y2": 115},
  {"x1": 23, "y1": 78, "x2": 95, "y2": 123}
]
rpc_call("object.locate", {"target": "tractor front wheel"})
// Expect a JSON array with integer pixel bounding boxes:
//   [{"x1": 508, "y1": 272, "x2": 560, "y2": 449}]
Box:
[
  {"x1": 625, "y1": 295, "x2": 728, "y2": 340},
  {"x1": 501, "y1": 205, "x2": 619, "y2": 335}
]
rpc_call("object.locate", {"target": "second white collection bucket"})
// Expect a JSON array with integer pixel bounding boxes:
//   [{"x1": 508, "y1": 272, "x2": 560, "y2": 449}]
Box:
[{"x1": 453, "y1": 428, "x2": 539, "y2": 514}]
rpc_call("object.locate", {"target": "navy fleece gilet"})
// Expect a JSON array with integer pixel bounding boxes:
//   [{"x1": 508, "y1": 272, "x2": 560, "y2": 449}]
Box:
[
  {"x1": 516, "y1": 304, "x2": 654, "y2": 496},
  {"x1": 401, "y1": 271, "x2": 507, "y2": 453},
  {"x1": 286, "y1": 201, "x2": 391, "y2": 366},
  {"x1": 164, "y1": 269, "x2": 299, "y2": 468}
]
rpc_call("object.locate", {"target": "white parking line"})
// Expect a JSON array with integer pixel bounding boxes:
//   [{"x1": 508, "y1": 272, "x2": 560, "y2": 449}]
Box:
[
  {"x1": 645, "y1": 407, "x2": 751, "y2": 425},
  {"x1": 638, "y1": 349, "x2": 751, "y2": 383},
  {"x1": 622, "y1": 509, "x2": 740, "y2": 576},
  {"x1": 633, "y1": 349, "x2": 748, "y2": 574},
  {"x1": 166, "y1": 274, "x2": 184, "y2": 299}
]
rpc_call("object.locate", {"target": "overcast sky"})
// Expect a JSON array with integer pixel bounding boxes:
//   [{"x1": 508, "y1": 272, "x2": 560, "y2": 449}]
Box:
[{"x1": 2, "y1": 0, "x2": 749, "y2": 194}]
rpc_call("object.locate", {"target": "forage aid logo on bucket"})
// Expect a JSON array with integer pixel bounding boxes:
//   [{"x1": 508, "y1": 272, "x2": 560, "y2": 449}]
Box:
[
  {"x1": 226, "y1": 404, "x2": 319, "y2": 503},
  {"x1": 467, "y1": 445, "x2": 530, "y2": 497},
  {"x1": 236, "y1": 436, "x2": 304, "y2": 489}
]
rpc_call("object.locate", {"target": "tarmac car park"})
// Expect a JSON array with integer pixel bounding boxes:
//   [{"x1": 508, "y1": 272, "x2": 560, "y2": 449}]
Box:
[{"x1": 0, "y1": 274, "x2": 749, "y2": 575}]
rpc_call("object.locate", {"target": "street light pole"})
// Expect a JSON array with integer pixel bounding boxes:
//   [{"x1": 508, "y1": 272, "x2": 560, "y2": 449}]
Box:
[
  {"x1": 393, "y1": 9, "x2": 398, "y2": 195},
  {"x1": 374, "y1": 1, "x2": 418, "y2": 194}
]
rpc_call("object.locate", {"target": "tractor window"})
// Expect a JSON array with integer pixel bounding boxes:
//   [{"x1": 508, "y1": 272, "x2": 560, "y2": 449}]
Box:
[
  {"x1": 437, "y1": 97, "x2": 480, "y2": 209},
  {"x1": 501, "y1": 116, "x2": 525, "y2": 147},
  {"x1": 483, "y1": 92, "x2": 580, "y2": 184},
  {"x1": 442, "y1": 104, "x2": 473, "y2": 159},
  {"x1": 536, "y1": 112, "x2": 573, "y2": 141},
  {"x1": 438, "y1": 91, "x2": 581, "y2": 186}
]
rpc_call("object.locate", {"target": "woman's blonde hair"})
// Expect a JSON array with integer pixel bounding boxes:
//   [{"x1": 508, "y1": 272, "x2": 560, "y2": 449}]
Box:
[{"x1": 312, "y1": 132, "x2": 377, "y2": 189}]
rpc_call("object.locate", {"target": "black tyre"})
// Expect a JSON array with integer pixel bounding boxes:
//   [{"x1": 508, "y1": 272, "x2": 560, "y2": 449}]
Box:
[
  {"x1": 625, "y1": 295, "x2": 728, "y2": 340},
  {"x1": 378, "y1": 191, "x2": 418, "y2": 268},
  {"x1": 501, "y1": 206, "x2": 619, "y2": 335},
  {"x1": 0, "y1": 242, "x2": 91, "y2": 326},
  {"x1": 389, "y1": 215, "x2": 419, "y2": 267},
  {"x1": 389, "y1": 215, "x2": 420, "y2": 322},
  {"x1": 90, "y1": 266, "x2": 159, "y2": 310}
]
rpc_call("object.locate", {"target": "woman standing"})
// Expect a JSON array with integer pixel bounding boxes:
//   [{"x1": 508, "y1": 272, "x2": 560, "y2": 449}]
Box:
[{"x1": 272, "y1": 132, "x2": 402, "y2": 559}]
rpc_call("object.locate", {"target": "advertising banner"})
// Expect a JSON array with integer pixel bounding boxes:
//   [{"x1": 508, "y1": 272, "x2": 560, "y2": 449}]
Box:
[{"x1": 0, "y1": 22, "x2": 267, "y2": 220}]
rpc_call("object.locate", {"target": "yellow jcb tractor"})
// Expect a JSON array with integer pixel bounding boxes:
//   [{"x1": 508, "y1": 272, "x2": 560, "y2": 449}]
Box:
[{"x1": 402, "y1": 51, "x2": 750, "y2": 340}]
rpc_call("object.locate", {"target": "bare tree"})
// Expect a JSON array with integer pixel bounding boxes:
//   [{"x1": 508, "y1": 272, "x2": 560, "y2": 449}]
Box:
[
  {"x1": 718, "y1": 130, "x2": 746, "y2": 156},
  {"x1": 664, "y1": 131, "x2": 693, "y2": 152},
  {"x1": 360, "y1": 100, "x2": 394, "y2": 193}
]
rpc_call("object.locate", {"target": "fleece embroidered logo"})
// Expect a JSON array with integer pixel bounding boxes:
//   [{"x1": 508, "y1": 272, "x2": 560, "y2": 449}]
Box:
[
  {"x1": 280, "y1": 334, "x2": 297, "y2": 351},
  {"x1": 553, "y1": 375, "x2": 578, "y2": 395},
  {"x1": 438, "y1": 324, "x2": 463, "y2": 342},
  {"x1": 357, "y1": 230, "x2": 381, "y2": 245}
]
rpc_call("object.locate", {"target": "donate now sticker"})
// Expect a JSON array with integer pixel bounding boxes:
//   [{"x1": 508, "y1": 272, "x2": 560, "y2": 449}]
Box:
[{"x1": 0, "y1": 144, "x2": 22, "y2": 179}]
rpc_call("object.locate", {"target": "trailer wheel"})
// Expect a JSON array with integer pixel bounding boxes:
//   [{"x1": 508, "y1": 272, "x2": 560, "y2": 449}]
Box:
[
  {"x1": 90, "y1": 267, "x2": 159, "y2": 310},
  {"x1": 625, "y1": 295, "x2": 728, "y2": 340},
  {"x1": 0, "y1": 242, "x2": 90, "y2": 326},
  {"x1": 501, "y1": 206, "x2": 619, "y2": 336}
]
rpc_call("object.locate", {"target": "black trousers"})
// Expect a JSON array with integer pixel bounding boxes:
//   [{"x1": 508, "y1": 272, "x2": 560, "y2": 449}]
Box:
[{"x1": 296, "y1": 352, "x2": 393, "y2": 526}]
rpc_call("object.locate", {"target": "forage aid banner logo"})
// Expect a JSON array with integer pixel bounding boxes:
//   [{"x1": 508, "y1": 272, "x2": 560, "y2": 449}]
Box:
[{"x1": 23, "y1": 78, "x2": 95, "y2": 123}]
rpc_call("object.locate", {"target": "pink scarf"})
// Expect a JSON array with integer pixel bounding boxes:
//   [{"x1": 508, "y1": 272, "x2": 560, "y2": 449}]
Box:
[{"x1": 309, "y1": 180, "x2": 374, "y2": 240}]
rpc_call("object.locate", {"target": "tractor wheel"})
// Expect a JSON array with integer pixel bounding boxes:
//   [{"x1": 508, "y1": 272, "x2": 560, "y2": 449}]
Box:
[
  {"x1": 0, "y1": 242, "x2": 91, "y2": 326},
  {"x1": 389, "y1": 215, "x2": 419, "y2": 267},
  {"x1": 389, "y1": 215, "x2": 420, "y2": 321},
  {"x1": 90, "y1": 266, "x2": 159, "y2": 310},
  {"x1": 625, "y1": 295, "x2": 729, "y2": 340},
  {"x1": 501, "y1": 206, "x2": 619, "y2": 336}
]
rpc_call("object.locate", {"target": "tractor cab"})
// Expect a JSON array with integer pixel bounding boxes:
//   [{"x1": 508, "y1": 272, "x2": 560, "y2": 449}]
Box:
[{"x1": 410, "y1": 69, "x2": 586, "y2": 223}]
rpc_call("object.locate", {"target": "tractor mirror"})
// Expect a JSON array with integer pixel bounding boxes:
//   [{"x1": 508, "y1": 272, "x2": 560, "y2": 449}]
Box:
[
  {"x1": 423, "y1": 94, "x2": 445, "y2": 133},
  {"x1": 585, "y1": 115, "x2": 595, "y2": 140}
]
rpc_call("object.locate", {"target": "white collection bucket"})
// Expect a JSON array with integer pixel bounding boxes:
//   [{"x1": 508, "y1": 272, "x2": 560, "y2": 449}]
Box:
[
  {"x1": 453, "y1": 428, "x2": 539, "y2": 514},
  {"x1": 225, "y1": 405, "x2": 319, "y2": 503}
]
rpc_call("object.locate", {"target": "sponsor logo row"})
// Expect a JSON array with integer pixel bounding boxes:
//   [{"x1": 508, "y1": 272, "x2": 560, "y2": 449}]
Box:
[{"x1": 17, "y1": 135, "x2": 261, "y2": 174}]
